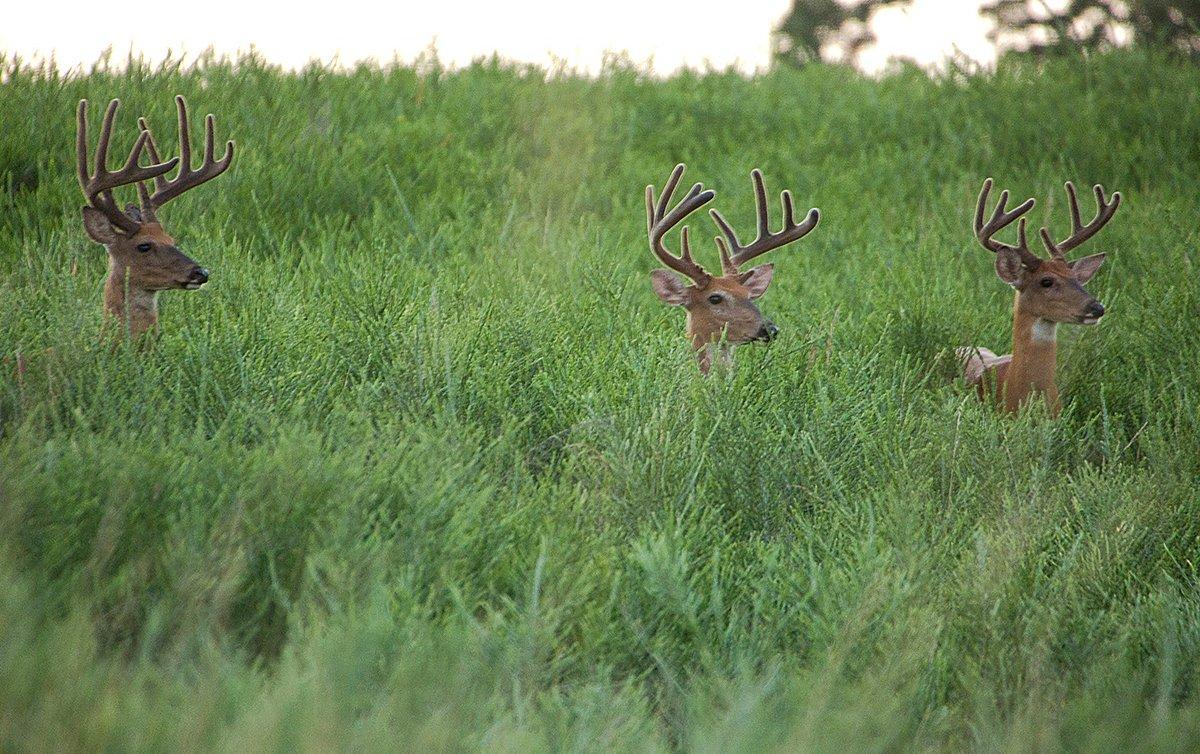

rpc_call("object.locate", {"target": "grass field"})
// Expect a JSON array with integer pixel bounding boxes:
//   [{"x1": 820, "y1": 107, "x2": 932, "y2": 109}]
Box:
[{"x1": 2, "y1": 48, "x2": 1200, "y2": 751}]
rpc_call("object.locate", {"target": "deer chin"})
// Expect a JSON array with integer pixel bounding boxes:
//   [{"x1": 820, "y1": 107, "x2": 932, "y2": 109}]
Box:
[
  {"x1": 723, "y1": 334, "x2": 759, "y2": 346},
  {"x1": 728, "y1": 330, "x2": 776, "y2": 345},
  {"x1": 1077, "y1": 316, "x2": 1101, "y2": 325}
]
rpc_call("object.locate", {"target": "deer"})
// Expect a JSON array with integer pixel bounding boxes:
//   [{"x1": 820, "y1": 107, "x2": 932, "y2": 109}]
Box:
[
  {"x1": 77, "y1": 95, "x2": 234, "y2": 338},
  {"x1": 646, "y1": 163, "x2": 820, "y2": 374},
  {"x1": 959, "y1": 178, "x2": 1119, "y2": 416}
]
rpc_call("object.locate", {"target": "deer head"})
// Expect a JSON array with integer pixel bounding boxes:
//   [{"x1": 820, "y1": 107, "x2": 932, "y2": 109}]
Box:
[
  {"x1": 77, "y1": 96, "x2": 234, "y2": 335},
  {"x1": 974, "y1": 178, "x2": 1117, "y2": 325},
  {"x1": 646, "y1": 164, "x2": 820, "y2": 373}
]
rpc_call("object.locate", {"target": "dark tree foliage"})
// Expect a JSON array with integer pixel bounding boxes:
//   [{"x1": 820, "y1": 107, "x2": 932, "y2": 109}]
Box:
[
  {"x1": 985, "y1": 1, "x2": 1200, "y2": 57},
  {"x1": 772, "y1": 0, "x2": 909, "y2": 66},
  {"x1": 773, "y1": 0, "x2": 1200, "y2": 67}
]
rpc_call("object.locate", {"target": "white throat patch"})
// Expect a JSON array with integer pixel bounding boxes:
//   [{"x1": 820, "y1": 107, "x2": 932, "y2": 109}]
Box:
[
  {"x1": 706, "y1": 343, "x2": 734, "y2": 368},
  {"x1": 1031, "y1": 319, "x2": 1058, "y2": 343}
]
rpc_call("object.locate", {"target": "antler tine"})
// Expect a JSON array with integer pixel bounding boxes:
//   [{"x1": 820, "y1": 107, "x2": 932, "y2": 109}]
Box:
[
  {"x1": 76, "y1": 98, "x2": 178, "y2": 234},
  {"x1": 646, "y1": 163, "x2": 715, "y2": 286},
  {"x1": 709, "y1": 168, "x2": 820, "y2": 271},
  {"x1": 1066, "y1": 181, "x2": 1083, "y2": 239},
  {"x1": 76, "y1": 99, "x2": 92, "y2": 194},
  {"x1": 974, "y1": 178, "x2": 1040, "y2": 267},
  {"x1": 136, "y1": 116, "x2": 168, "y2": 193},
  {"x1": 134, "y1": 115, "x2": 171, "y2": 221},
  {"x1": 753, "y1": 168, "x2": 771, "y2": 241},
  {"x1": 1040, "y1": 181, "x2": 1121, "y2": 259},
  {"x1": 973, "y1": 177, "x2": 994, "y2": 243},
  {"x1": 648, "y1": 162, "x2": 683, "y2": 234},
  {"x1": 177, "y1": 96, "x2": 193, "y2": 179},
  {"x1": 141, "y1": 94, "x2": 235, "y2": 210},
  {"x1": 716, "y1": 236, "x2": 741, "y2": 276},
  {"x1": 679, "y1": 226, "x2": 701, "y2": 271}
]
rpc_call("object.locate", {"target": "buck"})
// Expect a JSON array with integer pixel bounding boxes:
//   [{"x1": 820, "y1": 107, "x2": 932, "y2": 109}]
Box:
[
  {"x1": 960, "y1": 178, "x2": 1119, "y2": 415},
  {"x1": 646, "y1": 164, "x2": 820, "y2": 374},
  {"x1": 77, "y1": 96, "x2": 234, "y2": 337}
]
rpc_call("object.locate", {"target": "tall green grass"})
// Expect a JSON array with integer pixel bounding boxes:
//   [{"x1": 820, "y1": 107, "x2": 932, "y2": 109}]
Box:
[{"x1": 1, "y1": 48, "x2": 1199, "y2": 751}]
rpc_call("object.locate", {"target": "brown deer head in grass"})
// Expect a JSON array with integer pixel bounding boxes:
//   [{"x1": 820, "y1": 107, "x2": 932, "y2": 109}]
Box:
[
  {"x1": 960, "y1": 178, "x2": 1119, "y2": 415},
  {"x1": 77, "y1": 96, "x2": 234, "y2": 337},
  {"x1": 645, "y1": 164, "x2": 820, "y2": 374},
  {"x1": 974, "y1": 178, "x2": 1114, "y2": 326}
]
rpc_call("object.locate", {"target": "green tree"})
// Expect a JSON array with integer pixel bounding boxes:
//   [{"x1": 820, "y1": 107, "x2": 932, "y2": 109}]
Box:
[
  {"x1": 772, "y1": 0, "x2": 909, "y2": 66},
  {"x1": 984, "y1": 1, "x2": 1200, "y2": 56},
  {"x1": 773, "y1": 0, "x2": 1200, "y2": 68}
]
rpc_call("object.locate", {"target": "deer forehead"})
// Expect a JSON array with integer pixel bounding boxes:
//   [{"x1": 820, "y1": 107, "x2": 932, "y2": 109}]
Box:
[
  {"x1": 700, "y1": 277, "x2": 752, "y2": 298},
  {"x1": 1029, "y1": 259, "x2": 1076, "y2": 281},
  {"x1": 131, "y1": 224, "x2": 176, "y2": 246}
]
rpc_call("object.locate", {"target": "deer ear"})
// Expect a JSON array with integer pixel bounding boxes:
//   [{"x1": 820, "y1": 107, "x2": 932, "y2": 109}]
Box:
[
  {"x1": 81, "y1": 206, "x2": 118, "y2": 244},
  {"x1": 994, "y1": 247, "x2": 1024, "y2": 286},
  {"x1": 1069, "y1": 253, "x2": 1106, "y2": 283},
  {"x1": 738, "y1": 263, "x2": 774, "y2": 299},
  {"x1": 651, "y1": 269, "x2": 690, "y2": 306}
]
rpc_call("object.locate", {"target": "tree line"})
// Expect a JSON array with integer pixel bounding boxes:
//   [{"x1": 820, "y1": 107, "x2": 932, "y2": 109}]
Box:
[{"x1": 774, "y1": 1, "x2": 1200, "y2": 67}]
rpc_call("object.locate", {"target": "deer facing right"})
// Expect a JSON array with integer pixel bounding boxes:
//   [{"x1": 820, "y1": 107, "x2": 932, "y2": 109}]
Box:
[
  {"x1": 646, "y1": 164, "x2": 820, "y2": 374},
  {"x1": 77, "y1": 96, "x2": 234, "y2": 338},
  {"x1": 959, "y1": 178, "x2": 1120, "y2": 416}
]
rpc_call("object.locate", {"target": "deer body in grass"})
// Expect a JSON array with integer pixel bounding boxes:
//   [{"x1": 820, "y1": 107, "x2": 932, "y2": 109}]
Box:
[
  {"x1": 77, "y1": 96, "x2": 234, "y2": 337},
  {"x1": 646, "y1": 164, "x2": 820, "y2": 374},
  {"x1": 959, "y1": 178, "x2": 1119, "y2": 416}
]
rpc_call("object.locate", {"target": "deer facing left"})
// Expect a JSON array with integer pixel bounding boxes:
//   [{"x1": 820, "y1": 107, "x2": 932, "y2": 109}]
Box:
[
  {"x1": 646, "y1": 164, "x2": 820, "y2": 374},
  {"x1": 77, "y1": 96, "x2": 234, "y2": 337}
]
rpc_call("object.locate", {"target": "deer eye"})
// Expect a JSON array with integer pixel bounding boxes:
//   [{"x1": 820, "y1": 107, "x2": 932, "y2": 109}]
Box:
[
  {"x1": 707, "y1": 294, "x2": 723, "y2": 305},
  {"x1": 136, "y1": 242, "x2": 153, "y2": 253},
  {"x1": 1040, "y1": 277, "x2": 1054, "y2": 288}
]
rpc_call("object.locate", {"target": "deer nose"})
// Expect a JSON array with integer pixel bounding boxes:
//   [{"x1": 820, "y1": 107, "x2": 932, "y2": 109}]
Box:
[
  {"x1": 190, "y1": 267, "x2": 209, "y2": 285},
  {"x1": 759, "y1": 322, "x2": 779, "y2": 342},
  {"x1": 1086, "y1": 301, "x2": 1105, "y2": 319}
]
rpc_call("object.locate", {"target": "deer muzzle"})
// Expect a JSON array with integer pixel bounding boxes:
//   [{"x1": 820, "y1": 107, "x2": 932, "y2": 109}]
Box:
[
  {"x1": 184, "y1": 266, "x2": 210, "y2": 290},
  {"x1": 755, "y1": 322, "x2": 780, "y2": 342},
  {"x1": 1079, "y1": 300, "x2": 1105, "y2": 325}
]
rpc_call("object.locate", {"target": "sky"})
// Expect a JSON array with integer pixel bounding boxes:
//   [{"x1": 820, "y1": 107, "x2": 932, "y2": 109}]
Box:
[{"x1": 2, "y1": 0, "x2": 996, "y2": 75}]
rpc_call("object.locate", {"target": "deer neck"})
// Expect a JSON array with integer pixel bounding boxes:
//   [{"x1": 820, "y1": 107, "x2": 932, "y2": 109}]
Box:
[
  {"x1": 1005, "y1": 291, "x2": 1059, "y2": 414},
  {"x1": 689, "y1": 325, "x2": 733, "y2": 375},
  {"x1": 103, "y1": 257, "x2": 159, "y2": 337},
  {"x1": 694, "y1": 343, "x2": 734, "y2": 375}
]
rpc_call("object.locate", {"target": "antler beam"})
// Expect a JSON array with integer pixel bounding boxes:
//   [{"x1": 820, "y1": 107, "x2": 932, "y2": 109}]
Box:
[
  {"x1": 646, "y1": 163, "x2": 716, "y2": 287},
  {"x1": 709, "y1": 169, "x2": 819, "y2": 273},
  {"x1": 1039, "y1": 182, "x2": 1121, "y2": 260},
  {"x1": 138, "y1": 95, "x2": 235, "y2": 218},
  {"x1": 974, "y1": 178, "x2": 1041, "y2": 268},
  {"x1": 76, "y1": 99, "x2": 178, "y2": 233}
]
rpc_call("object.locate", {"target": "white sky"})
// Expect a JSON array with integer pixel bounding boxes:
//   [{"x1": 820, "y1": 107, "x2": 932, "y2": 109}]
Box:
[{"x1": 2, "y1": 0, "x2": 995, "y2": 75}]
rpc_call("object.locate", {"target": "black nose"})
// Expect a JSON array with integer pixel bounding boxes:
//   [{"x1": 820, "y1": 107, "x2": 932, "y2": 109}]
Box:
[
  {"x1": 759, "y1": 322, "x2": 779, "y2": 341},
  {"x1": 190, "y1": 267, "x2": 209, "y2": 284},
  {"x1": 1086, "y1": 301, "x2": 1105, "y2": 318}
]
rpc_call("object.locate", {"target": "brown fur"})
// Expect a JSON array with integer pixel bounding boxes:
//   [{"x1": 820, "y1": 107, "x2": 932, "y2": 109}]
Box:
[
  {"x1": 76, "y1": 96, "x2": 231, "y2": 339},
  {"x1": 652, "y1": 265, "x2": 777, "y2": 374},
  {"x1": 961, "y1": 254, "x2": 1106, "y2": 416},
  {"x1": 645, "y1": 164, "x2": 819, "y2": 375},
  {"x1": 83, "y1": 208, "x2": 208, "y2": 337}
]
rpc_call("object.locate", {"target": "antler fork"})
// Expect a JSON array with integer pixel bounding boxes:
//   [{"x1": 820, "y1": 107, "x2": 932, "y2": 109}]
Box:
[
  {"x1": 76, "y1": 99, "x2": 178, "y2": 233},
  {"x1": 646, "y1": 163, "x2": 717, "y2": 287},
  {"x1": 136, "y1": 95, "x2": 235, "y2": 221},
  {"x1": 709, "y1": 169, "x2": 820, "y2": 275},
  {"x1": 1038, "y1": 182, "x2": 1121, "y2": 260},
  {"x1": 974, "y1": 178, "x2": 1041, "y2": 268}
]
